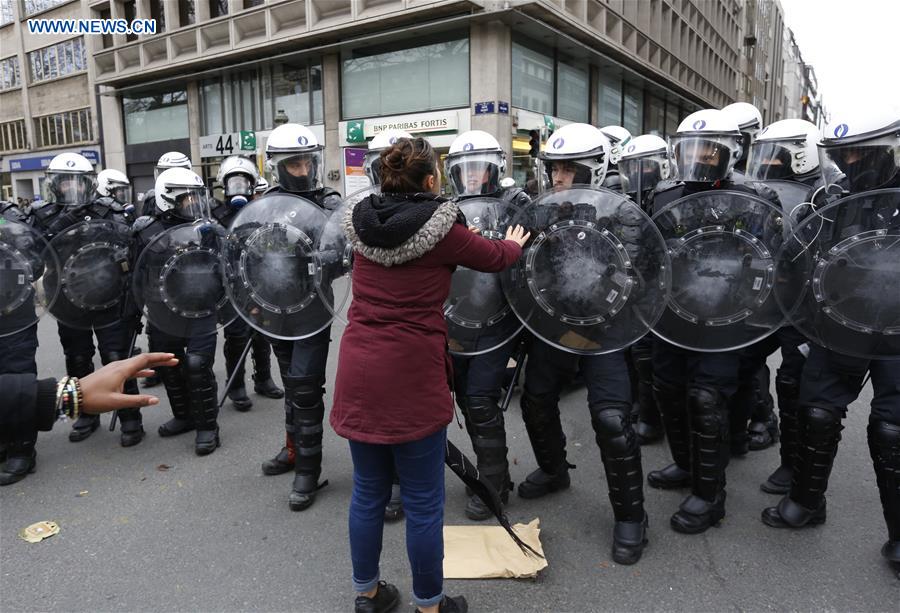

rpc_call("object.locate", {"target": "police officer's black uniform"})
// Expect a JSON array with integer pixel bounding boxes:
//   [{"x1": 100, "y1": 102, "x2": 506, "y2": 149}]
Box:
[{"x1": 31, "y1": 197, "x2": 144, "y2": 447}]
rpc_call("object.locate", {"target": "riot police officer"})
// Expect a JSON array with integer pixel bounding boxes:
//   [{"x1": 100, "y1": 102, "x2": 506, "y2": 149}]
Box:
[
  {"x1": 364, "y1": 128, "x2": 412, "y2": 187},
  {"x1": 617, "y1": 134, "x2": 674, "y2": 445},
  {"x1": 258, "y1": 123, "x2": 342, "y2": 511},
  {"x1": 132, "y1": 168, "x2": 221, "y2": 455},
  {"x1": 517, "y1": 123, "x2": 649, "y2": 564},
  {"x1": 31, "y1": 154, "x2": 144, "y2": 447},
  {"x1": 599, "y1": 125, "x2": 632, "y2": 193},
  {"x1": 138, "y1": 151, "x2": 193, "y2": 218},
  {"x1": 444, "y1": 129, "x2": 530, "y2": 520},
  {"x1": 735, "y1": 119, "x2": 824, "y2": 492},
  {"x1": 646, "y1": 109, "x2": 781, "y2": 534},
  {"x1": 722, "y1": 101, "x2": 763, "y2": 176},
  {"x1": 212, "y1": 156, "x2": 283, "y2": 412},
  {"x1": 0, "y1": 200, "x2": 41, "y2": 484},
  {"x1": 762, "y1": 112, "x2": 900, "y2": 574}
]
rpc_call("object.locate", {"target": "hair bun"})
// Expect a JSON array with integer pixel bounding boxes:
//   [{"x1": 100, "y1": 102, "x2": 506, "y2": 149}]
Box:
[{"x1": 379, "y1": 137, "x2": 438, "y2": 194}]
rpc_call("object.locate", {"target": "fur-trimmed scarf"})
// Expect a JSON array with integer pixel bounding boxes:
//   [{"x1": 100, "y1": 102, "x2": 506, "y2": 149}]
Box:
[{"x1": 343, "y1": 193, "x2": 461, "y2": 267}]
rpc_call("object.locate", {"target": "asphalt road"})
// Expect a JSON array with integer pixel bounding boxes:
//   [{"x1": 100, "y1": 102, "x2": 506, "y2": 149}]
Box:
[{"x1": 1, "y1": 319, "x2": 898, "y2": 612}]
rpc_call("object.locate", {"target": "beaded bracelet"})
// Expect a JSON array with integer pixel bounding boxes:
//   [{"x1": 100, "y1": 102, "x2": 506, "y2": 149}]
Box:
[{"x1": 55, "y1": 376, "x2": 83, "y2": 421}]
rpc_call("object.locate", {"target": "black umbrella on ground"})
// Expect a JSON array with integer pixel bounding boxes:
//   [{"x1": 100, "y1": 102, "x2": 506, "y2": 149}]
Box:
[{"x1": 444, "y1": 439, "x2": 543, "y2": 559}]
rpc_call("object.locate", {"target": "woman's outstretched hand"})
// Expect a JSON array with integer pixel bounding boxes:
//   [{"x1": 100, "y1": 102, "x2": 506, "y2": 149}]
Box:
[
  {"x1": 80, "y1": 353, "x2": 180, "y2": 413},
  {"x1": 505, "y1": 225, "x2": 531, "y2": 247}
]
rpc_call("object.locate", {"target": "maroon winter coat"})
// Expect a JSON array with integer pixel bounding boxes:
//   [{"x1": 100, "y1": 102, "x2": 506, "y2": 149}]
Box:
[{"x1": 331, "y1": 197, "x2": 522, "y2": 445}]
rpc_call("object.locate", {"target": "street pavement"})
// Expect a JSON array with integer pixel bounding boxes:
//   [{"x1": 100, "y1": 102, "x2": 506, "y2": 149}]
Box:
[{"x1": 2, "y1": 318, "x2": 898, "y2": 612}]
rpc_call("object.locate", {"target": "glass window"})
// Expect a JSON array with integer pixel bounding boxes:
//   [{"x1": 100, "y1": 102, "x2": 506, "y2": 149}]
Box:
[
  {"x1": 73, "y1": 38, "x2": 84, "y2": 71},
  {"x1": 209, "y1": 0, "x2": 228, "y2": 18},
  {"x1": 24, "y1": 0, "x2": 69, "y2": 16},
  {"x1": 149, "y1": 0, "x2": 166, "y2": 32},
  {"x1": 271, "y1": 62, "x2": 310, "y2": 125},
  {"x1": 512, "y1": 42, "x2": 553, "y2": 115},
  {"x1": 623, "y1": 85, "x2": 643, "y2": 135},
  {"x1": 1, "y1": 0, "x2": 14, "y2": 26},
  {"x1": 200, "y1": 79, "x2": 224, "y2": 135},
  {"x1": 665, "y1": 102, "x2": 681, "y2": 137},
  {"x1": 310, "y1": 64, "x2": 323, "y2": 124},
  {"x1": 243, "y1": 0, "x2": 264, "y2": 7},
  {"x1": 644, "y1": 94, "x2": 665, "y2": 136},
  {"x1": 64, "y1": 40, "x2": 75, "y2": 74},
  {"x1": 597, "y1": 71, "x2": 622, "y2": 127},
  {"x1": 123, "y1": 0, "x2": 137, "y2": 42},
  {"x1": 0, "y1": 56, "x2": 20, "y2": 90},
  {"x1": 556, "y1": 61, "x2": 589, "y2": 123},
  {"x1": 123, "y1": 89, "x2": 189, "y2": 144},
  {"x1": 179, "y1": 1, "x2": 195, "y2": 26},
  {"x1": 342, "y1": 36, "x2": 469, "y2": 119},
  {"x1": 0, "y1": 120, "x2": 27, "y2": 152}
]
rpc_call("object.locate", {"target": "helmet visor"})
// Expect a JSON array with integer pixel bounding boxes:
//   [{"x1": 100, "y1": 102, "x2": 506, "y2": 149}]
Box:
[
  {"x1": 671, "y1": 135, "x2": 739, "y2": 182},
  {"x1": 167, "y1": 187, "x2": 210, "y2": 220},
  {"x1": 109, "y1": 184, "x2": 133, "y2": 205},
  {"x1": 446, "y1": 152, "x2": 503, "y2": 197},
  {"x1": 818, "y1": 135, "x2": 900, "y2": 192},
  {"x1": 45, "y1": 171, "x2": 96, "y2": 206},
  {"x1": 272, "y1": 152, "x2": 324, "y2": 193},
  {"x1": 619, "y1": 156, "x2": 665, "y2": 195},
  {"x1": 225, "y1": 175, "x2": 252, "y2": 198},
  {"x1": 746, "y1": 142, "x2": 796, "y2": 180},
  {"x1": 544, "y1": 160, "x2": 596, "y2": 190}
]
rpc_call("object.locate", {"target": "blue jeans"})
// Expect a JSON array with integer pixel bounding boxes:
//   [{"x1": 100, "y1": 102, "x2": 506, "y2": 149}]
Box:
[{"x1": 348, "y1": 428, "x2": 446, "y2": 608}]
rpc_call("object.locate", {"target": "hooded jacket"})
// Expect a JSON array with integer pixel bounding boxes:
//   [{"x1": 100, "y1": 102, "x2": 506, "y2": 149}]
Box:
[{"x1": 330, "y1": 192, "x2": 522, "y2": 444}]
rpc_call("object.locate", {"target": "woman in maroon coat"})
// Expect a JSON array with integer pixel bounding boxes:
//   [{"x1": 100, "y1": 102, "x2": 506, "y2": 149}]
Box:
[{"x1": 331, "y1": 137, "x2": 528, "y2": 613}]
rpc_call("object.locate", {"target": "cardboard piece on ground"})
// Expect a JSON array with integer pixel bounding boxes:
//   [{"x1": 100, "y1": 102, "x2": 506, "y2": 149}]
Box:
[{"x1": 443, "y1": 518, "x2": 547, "y2": 579}]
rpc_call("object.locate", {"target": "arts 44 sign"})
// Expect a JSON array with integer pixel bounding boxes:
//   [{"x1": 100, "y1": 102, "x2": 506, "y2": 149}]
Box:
[{"x1": 199, "y1": 131, "x2": 257, "y2": 158}]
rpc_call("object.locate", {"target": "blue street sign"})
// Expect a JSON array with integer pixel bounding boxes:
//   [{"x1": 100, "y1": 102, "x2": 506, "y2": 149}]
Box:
[
  {"x1": 9, "y1": 150, "x2": 99, "y2": 172},
  {"x1": 497, "y1": 101, "x2": 509, "y2": 114},
  {"x1": 474, "y1": 101, "x2": 495, "y2": 115}
]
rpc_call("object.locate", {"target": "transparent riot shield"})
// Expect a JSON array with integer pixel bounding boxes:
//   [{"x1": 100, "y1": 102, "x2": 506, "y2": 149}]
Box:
[
  {"x1": 446, "y1": 197, "x2": 524, "y2": 356},
  {"x1": 501, "y1": 186, "x2": 670, "y2": 355},
  {"x1": 134, "y1": 219, "x2": 236, "y2": 338},
  {"x1": 0, "y1": 219, "x2": 59, "y2": 337},
  {"x1": 775, "y1": 187, "x2": 900, "y2": 359},
  {"x1": 223, "y1": 193, "x2": 350, "y2": 340},
  {"x1": 46, "y1": 219, "x2": 131, "y2": 330},
  {"x1": 651, "y1": 189, "x2": 788, "y2": 351}
]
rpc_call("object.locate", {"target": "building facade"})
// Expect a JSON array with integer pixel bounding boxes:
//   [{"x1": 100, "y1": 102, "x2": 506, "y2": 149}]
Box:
[
  {"x1": 2, "y1": 0, "x2": 797, "y2": 200},
  {"x1": 737, "y1": 0, "x2": 786, "y2": 124},
  {"x1": 0, "y1": 0, "x2": 103, "y2": 202}
]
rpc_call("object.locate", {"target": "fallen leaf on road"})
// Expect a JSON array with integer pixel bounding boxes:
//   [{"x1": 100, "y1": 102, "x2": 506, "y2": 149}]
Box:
[
  {"x1": 595, "y1": 561, "x2": 609, "y2": 569},
  {"x1": 19, "y1": 521, "x2": 59, "y2": 543},
  {"x1": 156, "y1": 464, "x2": 170, "y2": 471},
  {"x1": 76, "y1": 490, "x2": 88, "y2": 497}
]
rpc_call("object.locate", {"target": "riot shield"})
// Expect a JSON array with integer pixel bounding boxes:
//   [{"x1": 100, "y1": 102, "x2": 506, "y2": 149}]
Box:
[
  {"x1": 775, "y1": 188, "x2": 900, "y2": 359},
  {"x1": 0, "y1": 219, "x2": 59, "y2": 337},
  {"x1": 45, "y1": 219, "x2": 131, "y2": 330},
  {"x1": 759, "y1": 179, "x2": 816, "y2": 226},
  {"x1": 651, "y1": 189, "x2": 788, "y2": 352},
  {"x1": 223, "y1": 193, "x2": 350, "y2": 340},
  {"x1": 446, "y1": 197, "x2": 523, "y2": 356},
  {"x1": 134, "y1": 220, "x2": 236, "y2": 338},
  {"x1": 501, "y1": 186, "x2": 670, "y2": 355}
]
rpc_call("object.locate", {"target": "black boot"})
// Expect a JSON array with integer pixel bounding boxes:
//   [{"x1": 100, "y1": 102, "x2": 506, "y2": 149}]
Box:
[
  {"x1": 762, "y1": 407, "x2": 842, "y2": 529},
  {"x1": 101, "y1": 351, "x2": 145, "y2": 447},
  {"x1": 156, "y1": 351, "x2": 194, "y2": 437},
  {"x1": 262, "y1": 433, "x2": 295, "y2": 475},
  {"x1": 415, "y1": 596, "x2": 468, "y2": 613},
  {"x1": 462, "y1": 396, "x2": 512, "y2": 520},
  {"x1": 251, "y1": 335, "x2": 283, "y2": 399},
  {"x1": 867, "y1": 420, "x2": 900, "y2": 566},
  {"x1": 185, "y1": 353, "x2": 220, "y2": 456},
  {"x1": 289, "y1": 376, "x2": 327, "y2": 511},
  {"x1": 0, "y1": 438, "x2": 37, "y2": 486},
  {"x1": 761, "y1": 375, "x2": 801, "y2": 494},
  {"x1": 633, "y1": 352, "x2": 663, "y2": 444},
  {"x1": 354, "y1": 581, "x2": 400, "y2": 613},
  {"x1": 591, "y1": 404, "x2": 648, "y2": 564},
  {"x1": 66, "y1": 353, "x2": 98, "y2": 442},
  {"x1": 671, "y1": 387, "x2": 729, "y2": 535},
  {"x1": 647, "y1": 381, "x2": 692, "y2": 489},
  {"x1": 517, "y1": 391, "x2": 572, "y2": 499},
  {"x1": 223, "y1": 334, "x2": 252, "y2": 411}
]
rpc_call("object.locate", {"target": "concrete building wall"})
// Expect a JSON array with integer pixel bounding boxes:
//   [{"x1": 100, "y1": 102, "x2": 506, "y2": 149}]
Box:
[{"x1": 27, "y1": 74, "x2": 91, "y2": 117}]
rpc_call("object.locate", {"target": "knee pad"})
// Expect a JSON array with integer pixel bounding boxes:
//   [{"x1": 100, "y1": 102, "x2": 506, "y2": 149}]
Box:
[
  {"x1": 775, "y1": 374, "x2": 800, "y2": 400},
  {"x1": 688, "y1": 387, "x2": 726, "y2": 433},
  {"x1": 293, "y1": 376, "x2": 325, "y2": 410},
  {"x1": 590, "y1": 405, "x2": 635, "y2": 456},
  {"x1": 184, "y1": 352, "x2": 214, "y2": 377},
  {"x1": 99, "y1": 351, "x2": 126, "y2": 366},
  {"x1": 465, "y1": 396, "x2": 503, "y2": 429},
  {"x1": 868, "y1": 418, "x2": 900, "y2": 451},
  {"x1": 801, "y1": 406, "x2": 843, "y2": 444},
  {"x1": 65, "y1": 354, "x2": 95, "y2": 378}
]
